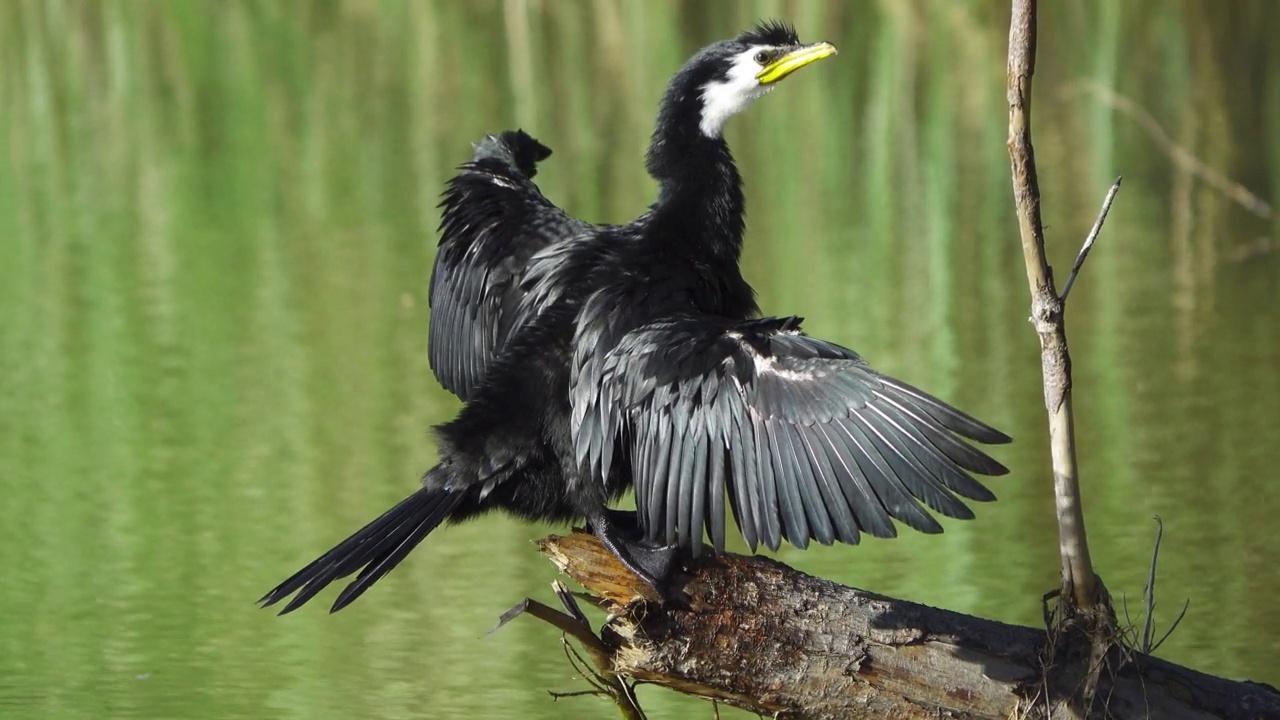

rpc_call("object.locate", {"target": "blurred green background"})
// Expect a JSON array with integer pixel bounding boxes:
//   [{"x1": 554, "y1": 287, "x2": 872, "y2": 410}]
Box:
[{"x1": 1, "y1": 1, "x2": 1277, "y2": 718}]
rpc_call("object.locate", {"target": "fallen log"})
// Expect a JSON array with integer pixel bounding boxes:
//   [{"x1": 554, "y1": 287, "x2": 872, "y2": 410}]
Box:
[{"x1": 522, "y1": 530, "x2": 1280, "y2": 720}]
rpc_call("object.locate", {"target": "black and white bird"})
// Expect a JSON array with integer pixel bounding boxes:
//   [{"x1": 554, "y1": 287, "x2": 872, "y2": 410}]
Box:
[{"x1": 260, "y1": 21, "x2": 1010, "y2": 614}]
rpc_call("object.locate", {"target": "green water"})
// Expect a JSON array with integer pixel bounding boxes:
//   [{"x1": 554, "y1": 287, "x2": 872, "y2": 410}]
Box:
[{"x1": 2, "y1": 2, "x2": 1277, "y2": 718}]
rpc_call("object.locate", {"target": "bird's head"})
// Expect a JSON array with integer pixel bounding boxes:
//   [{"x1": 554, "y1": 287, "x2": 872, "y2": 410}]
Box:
[{"x1": 675, "y1": 21, "x2": 837, "y2": 138}]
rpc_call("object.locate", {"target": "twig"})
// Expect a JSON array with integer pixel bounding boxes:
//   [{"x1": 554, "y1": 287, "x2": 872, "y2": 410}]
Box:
[
  {"x1": 550, "y1": 688, "x2": 608, "y2": 700},
  {"x1": 560, "y1": 637, "x2": 612, "y2": 695},
  {"x1": 494, "y1": 581, "x2": 647, "y2": 720},
  {"x1": 1137, "y1": 516, "x2": 1191, "y2": 655},
  {"x1": 1150, "y1": 599, "x2": 1191, "y2": 654},
  {"x1": 1141, "y1": 516, "x2": 1163, "y2": 653},
  {"x1": 1041, "y1": 588, "x2": 1059, "y2": 629},
  {"x1": 491, "y1": 595, "x2": 607, "y2": 656},
  {"x1": 1060, "y1": 177, "x2": 1122, "y2": 304}
]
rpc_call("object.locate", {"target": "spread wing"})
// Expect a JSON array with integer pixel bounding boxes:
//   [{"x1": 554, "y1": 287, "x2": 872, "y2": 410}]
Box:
[
  {"x1": 429, "y1": 130, "x2": 593, "y2": 400},
  {"x1": 573, "y1": 316, "x2": 1011, "y2": 555}
]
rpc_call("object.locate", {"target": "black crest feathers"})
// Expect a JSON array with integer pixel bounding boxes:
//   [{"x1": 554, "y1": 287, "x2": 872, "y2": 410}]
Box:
[{"x1": 736, "y1": 20, "x2": 799, "y2": 47}]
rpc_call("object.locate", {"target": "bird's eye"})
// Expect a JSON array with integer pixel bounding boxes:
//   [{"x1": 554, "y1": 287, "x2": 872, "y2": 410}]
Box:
[{"x1": 754, "y1": 50, "x2": 771, "y2": 65}]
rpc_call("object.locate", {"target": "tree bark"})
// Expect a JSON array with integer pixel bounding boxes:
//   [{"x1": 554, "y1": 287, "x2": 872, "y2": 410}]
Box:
[{"x1": 535, "y1": 531, "x2": 1280, "y2": 720}]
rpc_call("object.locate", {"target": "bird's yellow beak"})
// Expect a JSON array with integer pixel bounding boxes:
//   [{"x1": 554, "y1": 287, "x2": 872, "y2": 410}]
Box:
[{"x1": 755, "y1": 41, "x2": 838, "y2": 85}]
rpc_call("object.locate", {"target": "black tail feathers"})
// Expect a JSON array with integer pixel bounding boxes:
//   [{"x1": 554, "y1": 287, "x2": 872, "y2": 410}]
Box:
[{"x1": 259, "y1": 485, "x2": 465, "y2": 614}]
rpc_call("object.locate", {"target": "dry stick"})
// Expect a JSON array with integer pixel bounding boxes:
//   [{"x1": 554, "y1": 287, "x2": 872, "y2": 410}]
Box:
[
  {"x1": 1006, "y1": 0, "x2": 1098, "y2": 609},
  {"x1": 494, "y1": 582, "x2": 647, "y2": 720},
  {"x1": 1060, "y1": 177, "x2": 1122, "y2": 304},
  {"x1": 1140, "y1": 516, "x2": 1163, "y2": 653},
  {"x1": 1139, "y1": 516, "x2": 1191, "y2": 656}
]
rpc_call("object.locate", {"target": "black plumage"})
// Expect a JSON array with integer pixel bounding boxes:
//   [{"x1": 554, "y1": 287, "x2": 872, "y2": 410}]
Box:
[
  {"x1": 429, "y1": 131, "x2": 590, "y2": 401},
  {"x1": 260, "y1": 21, "x2": 1010, "y2": 614},
  {"x1": 574, "y1": 316, "x2": 1007, "y2": 555}
]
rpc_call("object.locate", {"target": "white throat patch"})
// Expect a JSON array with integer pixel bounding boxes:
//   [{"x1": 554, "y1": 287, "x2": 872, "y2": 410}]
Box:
[{"x1": 698, "y1": 47, "x2": 776, "y2": 137}]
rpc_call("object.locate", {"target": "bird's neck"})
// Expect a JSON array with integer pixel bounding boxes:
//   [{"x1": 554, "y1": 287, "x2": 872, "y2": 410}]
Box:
[{"x1": 645, "y1": 126, "x2": 746, "y2": 263}]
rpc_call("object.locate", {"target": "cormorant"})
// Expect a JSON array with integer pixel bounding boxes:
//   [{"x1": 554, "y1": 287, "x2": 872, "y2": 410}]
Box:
[{"x1": 260, "y1": 22, "x2": 1010, "y2": 615}]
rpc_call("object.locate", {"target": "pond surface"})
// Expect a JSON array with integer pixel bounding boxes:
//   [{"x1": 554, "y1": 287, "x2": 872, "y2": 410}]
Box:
[{"x1": 1, "y1": 2, "x2": 1277, "y2": 718}]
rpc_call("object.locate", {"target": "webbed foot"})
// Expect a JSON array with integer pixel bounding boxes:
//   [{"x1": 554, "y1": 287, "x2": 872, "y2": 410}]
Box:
[{"x1": 591, "y1": 511, "x2": 682, "y2": 597}]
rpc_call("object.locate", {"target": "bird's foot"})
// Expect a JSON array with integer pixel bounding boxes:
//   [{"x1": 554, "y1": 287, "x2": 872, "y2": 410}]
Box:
[
  {"x1": 591, "y1": 512, "x2": 682, "y2": 599},
  {"x1": 618, "y1": 541, "x2": 681, "y2": 593}
]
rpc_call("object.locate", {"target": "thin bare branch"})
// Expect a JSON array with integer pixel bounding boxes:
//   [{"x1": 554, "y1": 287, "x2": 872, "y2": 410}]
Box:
[
  {"x1": 562, "y1": 638, "x2": 612, "y2": 695},
  {"x1": 549, "y1": 689, "x2": 608, "y2": 700},
  {"x1": 1060, "y1": 177, "x2": 1122, "y2": 304},
  {"x1": 1006, "y1": 0, "x2": 1098, "y2": 609},
  {"x1": 1132, "y1": 516, "x2": 1191, "y2": 656},
  {"x1": 491, "y1": 596, "x2": 608, "y2": 656},
  {"x1": 550, "y1": 579, "x2": 593, "y2": 626},
  {"x1": 1141, "y1": 516, "x2": 1164, "y2": 653},
  {"x1": 494, "y1": 583, "x2": 647, "y2": 720},
  {"x1": 1150, "y1": 599, "x2": 1191, "y2": 654}
]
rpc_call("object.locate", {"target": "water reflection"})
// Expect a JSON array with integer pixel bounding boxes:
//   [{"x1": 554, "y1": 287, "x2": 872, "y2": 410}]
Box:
[{"x1": 0, "y1": 2, "x2": 1275, "y2": 718}]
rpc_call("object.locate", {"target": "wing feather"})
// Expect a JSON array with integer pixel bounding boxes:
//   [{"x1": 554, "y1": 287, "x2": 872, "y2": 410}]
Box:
[
  {"x1": 847, "y1": 411, "x2": 973, "y2": 519},
  {"x1": 574, "y1": 316, "x2": 1009, "y2": 555},
  {"x1": 708, "y1": 442, "x2": 728, "y2": 553},
  {"x1": 648, "y1": 409, "x2": 673, "y2": 539},
  {"x1": 754, "y1": 414, "x2": 784, "y2": 550},
  {"x1": 786, "y1": 424, "x2": 836, "y2": 545},
  {"x1": 797, "y1": 424, "x2": 859, "y2": 544},
  {"x1": 767, "y1": 418, "x2": 809, "y2": 548},
  {"x1": 726, "y1": 399, "x2": 758, "y2": 550},
  {"x1": 878, "y1": 376, "x2": 1012, "y2": 444},
  {"x1": 662, "y1": 400, "x2": 688, "y2": 545},
  {"x1": 686, "y1": 419, "x2": 709, "y2": 552},
  {"x1": 875, "y1": 387, "x2": 1010, "y2": 476},
  {"x1": 835, "y1": 417, "x2": 945, "y2": 533},
  {"x1": 429, "y1": 131, "x2": 592, "y2": 399},
  {"x1": 703, "y1": 386, "x2": 729, "y2": 551},
  {"x1": 867, "y1": 402, "x2": 997, "y2": 501},
  {"x1": 813, "y1": 422, "x2": 894, "y2": 538},
  {"x1": 660, "y1": 407, "x2": 680, "y2": 540}
]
